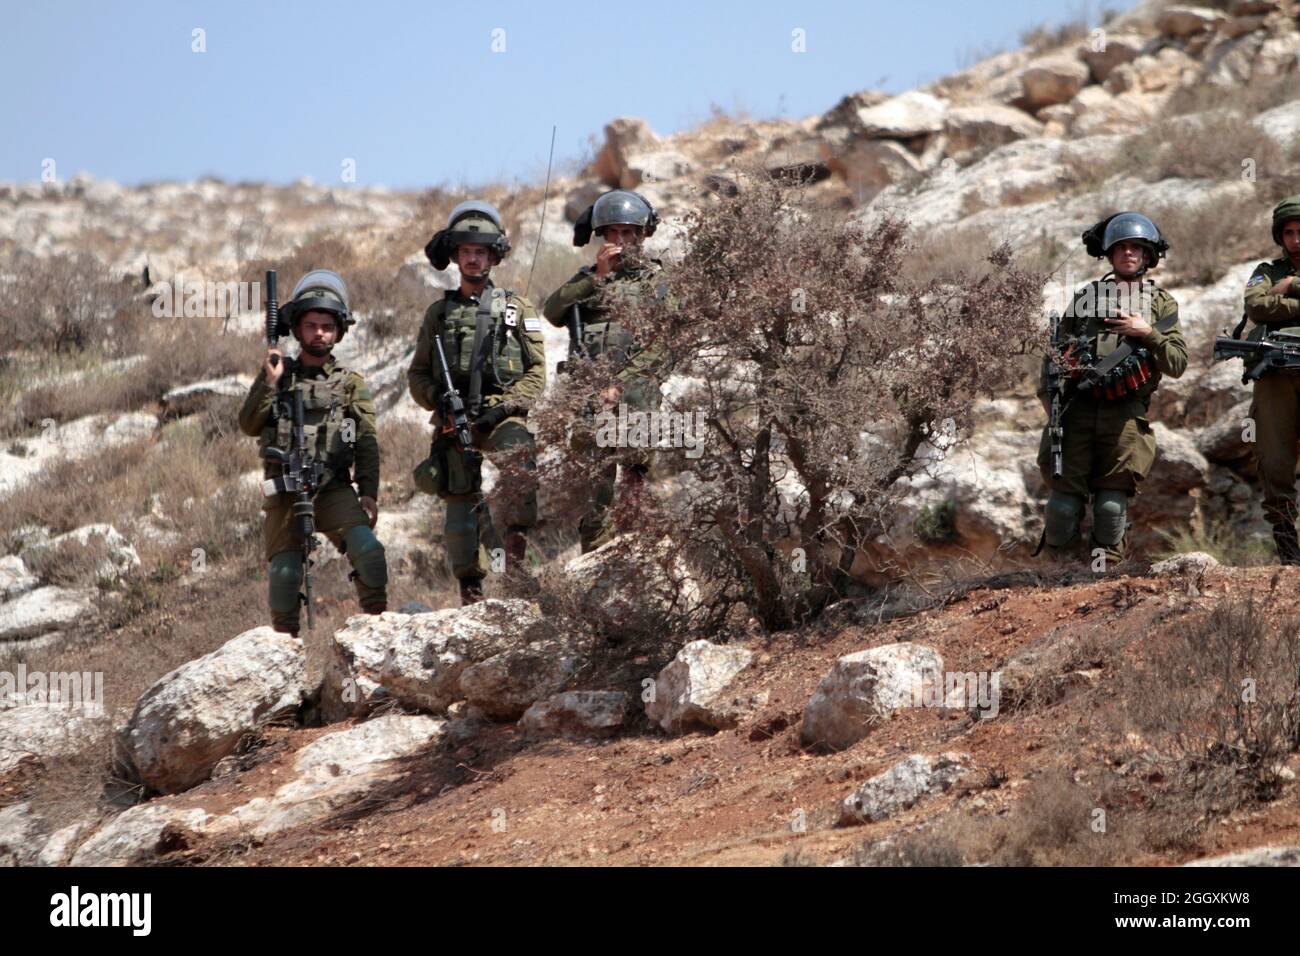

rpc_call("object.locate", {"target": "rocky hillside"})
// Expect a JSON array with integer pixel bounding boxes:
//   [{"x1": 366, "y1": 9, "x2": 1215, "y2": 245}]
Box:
[{"x1": 3, "y1": 0, "x2": 1300, "y2": 868}]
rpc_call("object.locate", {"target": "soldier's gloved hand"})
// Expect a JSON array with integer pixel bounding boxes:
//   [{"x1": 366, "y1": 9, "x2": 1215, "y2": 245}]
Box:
[{"x1": 473, "y1": 404, "x2": 509, "y2": 436}]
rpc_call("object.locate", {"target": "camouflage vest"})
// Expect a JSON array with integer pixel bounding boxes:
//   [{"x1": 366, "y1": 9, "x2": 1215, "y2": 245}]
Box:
[
  {"x1": 260, "y1": 362, "x2": 356, "y2": 488},
  {"x1": 1067, "y1": 278, "x2": 1169, "y2": 404},
  {"x1": 437, "y1": 286, "x2": 530, "y2": 397},
  {"x1": 578, "y1": 263, "x2": 665, "y2": 364}
]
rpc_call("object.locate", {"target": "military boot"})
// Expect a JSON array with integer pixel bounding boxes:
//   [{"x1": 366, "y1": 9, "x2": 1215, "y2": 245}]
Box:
[
  {"x1": 1273, "y1": 523, "x2": 1300, "y2": 565},
  {"x1": 459, "y1": 577, "x2": 485, "y2": 606}
]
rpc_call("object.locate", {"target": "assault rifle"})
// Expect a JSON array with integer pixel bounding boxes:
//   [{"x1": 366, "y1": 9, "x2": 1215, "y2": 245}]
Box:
[
  {"x1": 1213, "y1": 328, "x2": 1300, "y2": 383},
  {"x1": 1044, "y1": 310, "x2": 1068, "y2": 479},
  {"x1": 432, "y1": 335, "x2": 478, "y2": 456},
  {"x1": 260, "y1": 269, "x2": 323, "y2": 630}
]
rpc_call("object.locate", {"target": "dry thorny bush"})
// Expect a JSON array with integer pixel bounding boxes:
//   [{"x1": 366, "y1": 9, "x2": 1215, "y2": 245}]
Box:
[
  {"x1": 521, "y1": 172, "x2": 1046, "y2": 632},
  {"x1": 1118, "y1": 594, "x2": 1300, "y2": 843}
]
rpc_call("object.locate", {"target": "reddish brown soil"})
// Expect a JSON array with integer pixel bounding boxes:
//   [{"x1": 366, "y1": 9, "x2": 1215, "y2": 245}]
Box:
[{"x1": 95, "y1": 566, "x2": 1300, "y2": 866}]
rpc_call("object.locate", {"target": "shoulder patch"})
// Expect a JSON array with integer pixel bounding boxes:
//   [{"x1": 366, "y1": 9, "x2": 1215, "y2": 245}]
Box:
[
  {"x1": 523, "y1": 317, "x2": 541, "y2": 332},
  {"x1": 1248, "y1": 274, "x2": 1268, "y2": 287}
]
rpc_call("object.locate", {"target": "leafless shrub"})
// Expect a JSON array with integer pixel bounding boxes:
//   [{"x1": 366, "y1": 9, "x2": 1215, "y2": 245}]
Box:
[
  {"x1": 856, "y1": 769, "x2": 1133, "y2": 866},
  {"x1": 528, "y1": 172, "x2": 1044, "y2": 632},
  {"x1": 1121, "y1": 595, "x2": 1300, "y2": 829},
  {"x1": 0, "y1": 250, "x2": 143, "y2": 357}
]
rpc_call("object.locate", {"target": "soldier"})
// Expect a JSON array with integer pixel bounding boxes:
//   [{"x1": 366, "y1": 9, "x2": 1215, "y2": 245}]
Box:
[
  {"x1": 407, "y1": 200, "x2": 546, "y2": 605},
  {"x1": 1242, "y1": 194, "x2": 1300, "y2": 563},
  {"x1": 542, "y1": 189, "x2": 666, "y2": 553},
  {"x1": 1036, "y1": 212, "x2": 1188, "y2": 568},
  {"x1": 238, "y1": 270, "x2": 388, "y2": 634}
]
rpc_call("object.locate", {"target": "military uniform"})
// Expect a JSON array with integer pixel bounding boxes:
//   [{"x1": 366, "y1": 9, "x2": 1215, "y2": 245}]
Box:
[
  {"x1": 238, "y1": 356, "x2": 387, "y2": 631},
  {"x1": 407, "y1": 283, "x2": 546, "y2": 584},
  {"x1": 1036, "y1": 278, "x2": 1187, "y2": 563},
  {"x1": 1243, "y1": 256, "x2": 1300, "y2": 528},
  {"x1": 543, "y1": 261, "x2": 666, "y2": 552}
]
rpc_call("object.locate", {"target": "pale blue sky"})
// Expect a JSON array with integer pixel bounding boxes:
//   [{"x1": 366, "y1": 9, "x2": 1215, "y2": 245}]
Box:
[{"x1": 0, "y1": 0, "x2": 1133, "y2": 189}]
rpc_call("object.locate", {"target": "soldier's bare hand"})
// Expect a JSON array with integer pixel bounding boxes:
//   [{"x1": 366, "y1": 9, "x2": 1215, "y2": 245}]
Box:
[
  {"x1": 595, "y1": 242, "x2": 622, "y2": 278},
  {"x1": 360, "y1": 496, "x2": 379, "y2": 528},
  {"x1": 1269, "y1": 276, "x2": 1295, "y2": 296},
  {"x1": 1105, "y1": 311, "x2": 1152, "y2": 339},
  {"x1": 264, "y1": 347, "x2": 284, "y2": 385}
]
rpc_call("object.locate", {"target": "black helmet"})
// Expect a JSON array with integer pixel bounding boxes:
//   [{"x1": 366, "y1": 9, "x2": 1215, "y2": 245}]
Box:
[
  {"x1": 573, "y1": 189, "x2": 658, "y2": 246},
  {"x1": 424, "y1": 200, "x2": 512, "y2": 271},
  {"x1": 1082, "y1": 211, "x2": 1168, "y2": 270},
  {"x1": 280, "y1": 269, "x2": 354, "y2": 341}
]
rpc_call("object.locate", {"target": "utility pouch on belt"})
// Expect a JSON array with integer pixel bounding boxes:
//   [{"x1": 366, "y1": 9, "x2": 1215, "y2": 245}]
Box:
[{"x1": 412, "y1": 432, "x2": 480, "y2": 498}]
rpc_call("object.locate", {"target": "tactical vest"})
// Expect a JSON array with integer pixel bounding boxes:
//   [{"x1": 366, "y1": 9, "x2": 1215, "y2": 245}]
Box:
[
  {"x1": 438, "y1": 286, "x2": 531, "y2": 402},
  {"x1": 1063, "y1": 279, "x2": 1169, "y2": 404},
  {"x1": 260, "y1": 363, "x2": 356, "y2": 488},
  {"x1": 577, "y1": 265, "x2": 665, "y2": 364}
]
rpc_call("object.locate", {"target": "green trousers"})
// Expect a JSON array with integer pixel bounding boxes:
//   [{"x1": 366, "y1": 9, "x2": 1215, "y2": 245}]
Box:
[
  {"x1": 441, "y1": 416, "x2": 538, "y2": 581},
  {"x1": 1037, "y1": 396, "x2": 1156, "y2": 563},
  {"x1": 263, "y1": 482, "x2": 387, "y2": 630},
  {"x1": 1251, "y1": 371, "x2": 1300, "y2": 527}
]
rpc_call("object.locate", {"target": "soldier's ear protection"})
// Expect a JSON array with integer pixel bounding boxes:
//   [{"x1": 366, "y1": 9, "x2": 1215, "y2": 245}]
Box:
[{"x1": 573, "y1": 205, "x2": 594, "y2": 247}]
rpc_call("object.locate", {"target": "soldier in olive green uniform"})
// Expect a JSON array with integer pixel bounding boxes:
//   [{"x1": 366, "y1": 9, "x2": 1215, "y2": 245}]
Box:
[
  {"x1": 407, "y1": 201, "x2": 546, "y2": 605},
  {"x1": 543, "y1": 189, "x2": 666, "y2": 553},
  {"x1": 1036, "y1": 213, "x2": 1188, "y2": 567},
  {"x1": 238, "y1": 270, "x2": 388, "y2": 633},
  {"x1": 1242, "y1": 195, "x2": 1300, "y2": 563}
]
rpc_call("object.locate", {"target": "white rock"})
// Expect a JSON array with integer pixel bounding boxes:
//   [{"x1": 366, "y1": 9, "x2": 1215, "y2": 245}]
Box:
[
  {"x1": 322, "y1": 600, "x2": 551, "y2": 722},
  {"x1": 0, "y1": 555, "x2": 38, "y2": 600},
  {"x1": 69, "y1": 805, "x2": 213, "y2": 867},
  {"x1": 562, "y1": 536, "x2": 699, "y2": 639},
  {"x1": 645, "y1": 640, "x2": 759, "y2": 733},
  {"x1": 224, "y1": 714, "x2": 448, "y2": 840},
  {"x1": 118, "y1": 627, "x2": 307, "y2": 793},
  {"x1": 943, "y1": 104, "x2": 1043, "y2": 157},
  {"x1": 801, "y1": 642, "x2": 944, "y2": 751},
  {"x1": 1185, "y1": 845, "x2": 1300, "y2": 866},
  {"x1": 0, "y1": 803, "x2": 47, "y2": 866},
  {"x1": 0, "y1": 704, "x2": 106, "y2": 773},
  {"x1": 853, "y1": 91, "x2": 949, "y2": 139},
  {"x1": 1150, "y1": 551, "x2": 1219, "y2": 575},
  {"x1": 72, "y1": 714, "x2": 445, "y2": 865},
  {"x1": 1254, "y1": 100, "x2": 1300, "y2": 149},
  {"x1": 0, "y1": 586, "x2": 95, "y2": 643},
  {"x1": 620, "y1": 150, "x2": 694, "y2": 190},
  {"x1": 519, "y1": 691, "x2": 629, "y2": 738},
  {"x1": 840, "y1": 752, "x2": 969, "y2": 824},
  {"x1": 458, "y1": 635, "x2": 589, "y2": 720},
  {"x1": 36, "y1": 822, "x2": 90, "y2": 866},
  {"x1": 161, "y1": 375, "x2": 253, "y2": 418}
]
